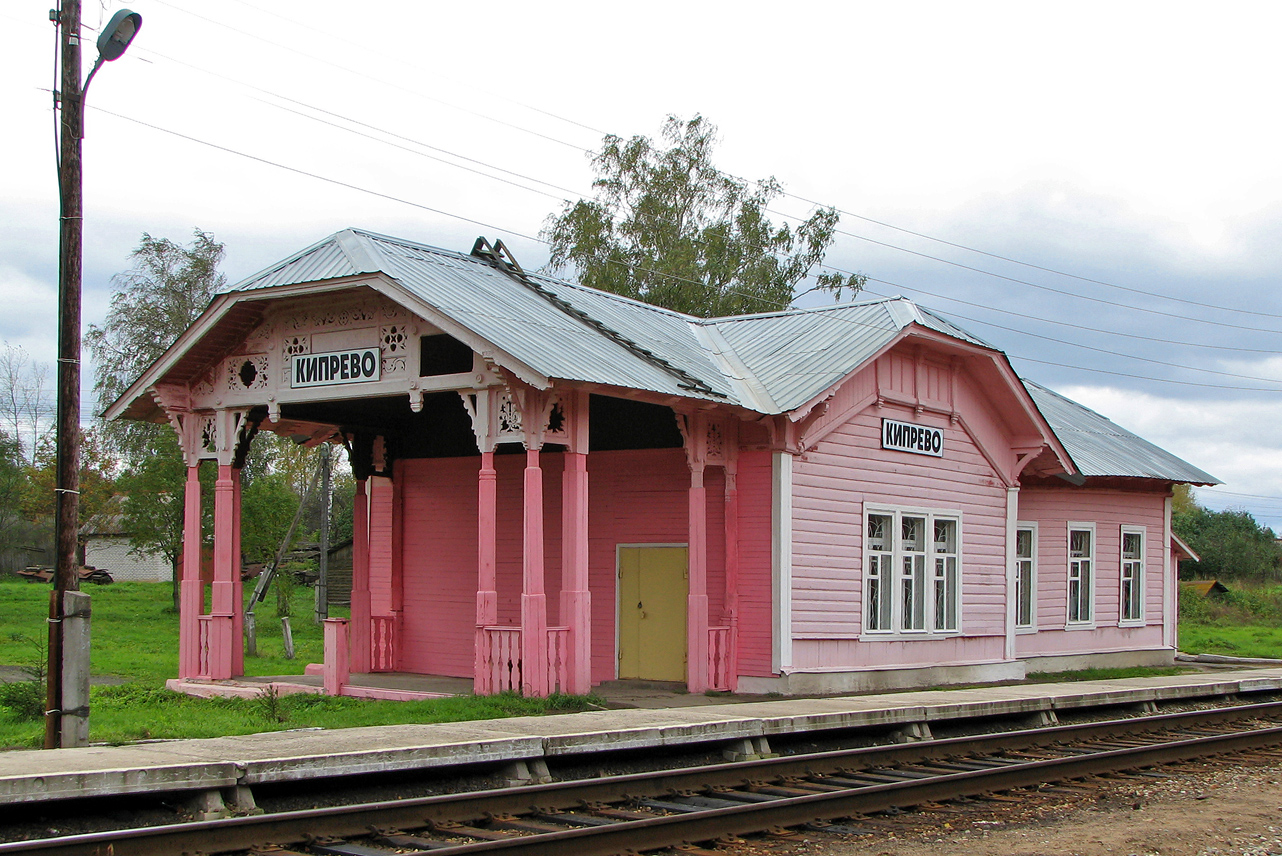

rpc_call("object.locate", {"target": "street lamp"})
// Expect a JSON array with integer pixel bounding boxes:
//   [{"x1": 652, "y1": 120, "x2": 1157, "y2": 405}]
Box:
[{"x1": 48, "y1": 1, "x2": 141, "y2": 750}]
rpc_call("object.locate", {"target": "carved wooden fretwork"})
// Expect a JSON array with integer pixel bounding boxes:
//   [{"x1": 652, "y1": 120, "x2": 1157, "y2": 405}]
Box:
[
  {"x1": 463, "y1": 382, "x2": 580, "y2": 454},
  {"x1": 677, "y1": 411, "x2": 738, "y2": 473},
  {"x1": 765, "y1": 401, "x2": 829, "y2": 455},
  {"x1": 225, "y1": 354, "x2": 270, "y2": 393},
  {"x1": 496, "y1": 390, "x2": 523, "y2": 438}
]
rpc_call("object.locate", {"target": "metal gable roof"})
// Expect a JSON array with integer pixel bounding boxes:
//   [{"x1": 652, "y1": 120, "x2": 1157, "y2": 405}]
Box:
[
  {"x1": 214, "y1": 229, "x2": 1216, "y2": 487},
  {"x1": 1023, "y1": 379, "x2": 1219, "y2": 484},
  {"x1": 703, "y1": 297, "x2": 992, "y2": 413},
  {"x1": 229, "y1": 230, "x2": 734, "y2": 403}
]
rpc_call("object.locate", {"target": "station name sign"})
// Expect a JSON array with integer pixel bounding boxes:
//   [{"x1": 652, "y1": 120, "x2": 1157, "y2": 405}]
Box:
[
  {"x1": 882, "y1": 418, "x2": 943, "y2": 457},
  {"x1": 291, "y1": 348, "x2": 381, "y2": 389}
]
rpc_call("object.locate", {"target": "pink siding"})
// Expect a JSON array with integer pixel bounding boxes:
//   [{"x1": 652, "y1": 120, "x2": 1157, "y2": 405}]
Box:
[
  {"x1": 793, "y1": 634, "x2": 1005, "y2": 670},
  {"x1": 368, "y1": 477, "x2": 394, "y2": 616},
  {"x1": 735, "y1": 449, "x2": 775, "y2": 678},
  {"x1": 791, "y1": 348, "x2": 1016, "y2": 671},
  {"x1": 792, "y1": 405, "x2": 1009, "y2": 646},
  {"x1": 399, "y1": 457, "x2": 482, "y2": 677},
  {"x1": 1016, "y1": 487, "x2": 1169, "y2": 657},
  {"x1": 585, "y1": 449, "x2": 719, "y2": 683},
  {"x1": 398, "y1": 448, "x2": 709, "y2": 685}
]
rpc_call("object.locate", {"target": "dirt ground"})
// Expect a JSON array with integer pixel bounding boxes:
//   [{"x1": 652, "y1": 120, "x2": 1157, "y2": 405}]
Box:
[{"x1": 739, "y1": 756, "x2": 1282, "y2": 856}]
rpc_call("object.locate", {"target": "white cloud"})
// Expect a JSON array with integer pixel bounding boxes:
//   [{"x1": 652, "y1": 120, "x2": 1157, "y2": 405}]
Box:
[{"x1": 1059, "y1": 384, "x2": 1282, "y2": 528}]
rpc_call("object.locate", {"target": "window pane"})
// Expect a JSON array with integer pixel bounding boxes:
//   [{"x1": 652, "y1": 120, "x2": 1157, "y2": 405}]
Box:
[
  {"x1": 1123, "y1": 532, "x2": 1142, "y2": 560},
  {"x1": 933, "y1": 519, "x2": 956, "y2": 552},
  {"x1": 868, "y1": 514, "x2": 890, "y2": 549},
  {"x1": 1070, "y1": 529, "x2": 1091, "y2": 557},
  {"x1": 1016, "y1": 560, "x2": 1033, "y2": 626},
  {"x1": 1016, "y1": 528, "x2": 1032, "y2": 559},
  {"x1": 901, "y1": 516, "x2": 925, "y2": 551}
]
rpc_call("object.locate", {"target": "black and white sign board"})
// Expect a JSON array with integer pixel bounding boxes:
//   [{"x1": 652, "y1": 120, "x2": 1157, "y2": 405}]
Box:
[
  {"x1": 882, "y1": 418, "x2": 944, "y2": 457},
  {"x1": 292, "y1": 348, "x2": 381, "y2": 389}
]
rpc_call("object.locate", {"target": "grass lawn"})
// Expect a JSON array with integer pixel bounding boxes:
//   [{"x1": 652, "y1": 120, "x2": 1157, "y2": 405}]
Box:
[
  {"x1": 0, "y1": 578, "x2": 598, "y2": 749},
  {"x1": 1177, "y1": 583, "x2": 1282, "y2": 660}
]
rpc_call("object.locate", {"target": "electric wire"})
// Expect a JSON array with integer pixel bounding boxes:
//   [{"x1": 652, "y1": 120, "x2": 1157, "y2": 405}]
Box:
[
  {"x1": 206, "y1": 0, "x2": 1282, "y2": 323},
  {"x1": 114, "y1": 3, "x2": 1280, "y2": 336},
  {"x1": 148, "y1": 0, "x2": 592, "y2": 155},
  {"x1": 89, "y1": 104, "x2": 1282, "y2": 395},
  {"x1": 105, "y1": 9, "x2": 1282, "y2": 344},
  {"x1": 781, "y1": 193, "x2": 1282, "y2": 321}
]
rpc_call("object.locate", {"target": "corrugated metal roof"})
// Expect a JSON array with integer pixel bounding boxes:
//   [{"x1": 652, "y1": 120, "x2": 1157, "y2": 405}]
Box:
[
  {"x1": 709, "y1": 301, "x2": 902, "y2": 412},
  {"x1": 1023, "y1": 379, "x2": 1219, "y2": 484},
  {"x1": 231, "y1": 230, "x2": 733, "y2": 403},
  {"x1": 217, "y1": 229, "x2": 1215, "y2": 486}
]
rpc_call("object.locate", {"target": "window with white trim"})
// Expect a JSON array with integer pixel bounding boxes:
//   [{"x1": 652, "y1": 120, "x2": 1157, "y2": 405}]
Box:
[
  {"x1": 864, "y1": 508, "x2": 961, "y2": 635},
  {"x1": 1067, "y1": 524, "x2": 1095, "y2": 625},
  {"x1": 1015, "y1": 524, "x2": 1036, "y2": 629},
  {"x1": 1120, "y1": 526, "x2": 1145, "y2": 623}
]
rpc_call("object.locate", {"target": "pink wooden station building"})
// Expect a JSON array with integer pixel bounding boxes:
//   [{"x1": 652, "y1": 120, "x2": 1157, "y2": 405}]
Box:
[{"x1": 107, "y1": 230, "x2": 1217, "y2": 698}]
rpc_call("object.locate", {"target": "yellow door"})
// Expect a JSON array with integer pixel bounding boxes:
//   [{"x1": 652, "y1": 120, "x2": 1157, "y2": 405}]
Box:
[{"x1": 618, "y1": 546, "x2": 688, "y2": 681}]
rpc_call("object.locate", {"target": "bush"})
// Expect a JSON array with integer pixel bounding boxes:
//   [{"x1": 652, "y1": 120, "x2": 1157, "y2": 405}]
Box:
[{"x1": 0, "y1": 680, "x2": 45, "y2": 721}]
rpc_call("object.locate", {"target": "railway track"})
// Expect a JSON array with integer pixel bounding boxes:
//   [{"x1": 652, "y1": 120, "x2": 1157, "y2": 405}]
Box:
[{"x1": 8, "y1": 701, "x2": 1282, "y2": 856}]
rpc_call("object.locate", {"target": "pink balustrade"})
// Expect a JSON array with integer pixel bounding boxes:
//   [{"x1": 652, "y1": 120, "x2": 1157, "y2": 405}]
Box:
[
  {"x1": 478, "y1": 626, "x2": 522, "y2": 694},
  {"x1": 708, "y1": 626, "x2": 732, "y2": 692},
  {"x1": 546, "y1": 626, "x2": 569, "y2": 694},
  {"x1": 370, "y1": 615, "x2": 397, "y2": 672},
  {"x1": 196, "y1": 615, "x2": 213, "y2": 678}
]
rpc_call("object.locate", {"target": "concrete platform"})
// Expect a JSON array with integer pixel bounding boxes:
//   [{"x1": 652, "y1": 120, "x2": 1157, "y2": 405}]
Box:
[{"x1": 2, "y1": 668, "x2": 1279, "y2": 808}]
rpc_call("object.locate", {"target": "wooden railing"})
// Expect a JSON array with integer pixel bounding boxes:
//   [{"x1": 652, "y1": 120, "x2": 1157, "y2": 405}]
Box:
[
  {"x1": 370, "y1": 615, "x2": 397, "y2": 672},
  {"x1": 708, "y1": 625, "x2": 732, "y2": 691},
  {"x1": 546, "y1": 626, "x2": 569, "y2": 694},
  {"x1": 478, "y1": 626, "x2": 522, "y2": 693}
]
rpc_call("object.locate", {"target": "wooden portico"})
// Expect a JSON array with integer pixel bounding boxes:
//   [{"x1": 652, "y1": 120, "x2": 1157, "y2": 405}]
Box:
[{"x1": 109, "y1": 233, "x2": 748, "y2": 697}]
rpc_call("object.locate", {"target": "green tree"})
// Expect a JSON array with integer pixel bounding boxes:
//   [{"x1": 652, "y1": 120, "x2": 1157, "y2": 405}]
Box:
[
  {"x1": 114, "y1": 449, "x2": 189, "y2": 580},
  {"x1": 0, "y1": 430, "x2": 27, "y2": 559},
  {"x1": 86, "y1": 230, "x2": 226, "y2": 462},
  {"x1": 1174, "y1": 504, "x2": 1282, "y2": 582},
  {"x1": 22, "y1": 428, "x2": 118, "y2": 526},
  {"x1": 239, "y1": 471, "x2": 302, "y2": 566},
  {"x1": 87, "y1": 231, "x2": 227, "y2": 601},
  {"x1": 542, "y1": 115, "x2": 865, "y2": 318}
]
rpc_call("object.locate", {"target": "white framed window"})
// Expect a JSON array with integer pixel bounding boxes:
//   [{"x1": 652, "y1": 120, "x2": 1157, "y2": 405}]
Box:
[
  {"x1": 1015, "y1": 523, "x2": 1037, "y2": 630},
  {"x1": 866, "y1": 514, "x2": 893, "y2": 631},
  {"x1": 933, "y1": 518, "x2": 959, "y2": 632},
  {"x1": 864, "y1": 506, "x2": 961, "y2": 637},
  {"x1": 1120, "y1": 526, "x2": 1145, "y2": 624},
  {"x1": 1067, "y1": 523, "x2": 1095, "y2": 626}
]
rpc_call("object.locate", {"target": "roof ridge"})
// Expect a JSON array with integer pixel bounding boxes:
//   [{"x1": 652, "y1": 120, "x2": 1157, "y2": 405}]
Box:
[
  {"x1": 469, "y1": 238, "x2": 726, "y2": 399},
  {"x1": 705, "y1": 295, "x2": 901, "y2": 325}
]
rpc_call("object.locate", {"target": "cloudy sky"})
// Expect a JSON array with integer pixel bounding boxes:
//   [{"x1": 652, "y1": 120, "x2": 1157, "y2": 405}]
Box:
[{"x1": 3, "y1": 1, "x2": 1280, "y2": 528}]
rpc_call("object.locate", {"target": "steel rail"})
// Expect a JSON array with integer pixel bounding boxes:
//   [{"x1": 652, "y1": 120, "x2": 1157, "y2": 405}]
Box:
[{"x1": 7, "y1": 702, "x2": 1282, "y2": 856}]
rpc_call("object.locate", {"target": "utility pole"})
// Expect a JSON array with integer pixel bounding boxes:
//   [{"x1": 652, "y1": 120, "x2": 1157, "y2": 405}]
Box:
[
  {"x1": 48, "y1": 0, "x2": 86, "y2": 751},
  {"x1": 316, "y1": 443, "x2": 331, "y2": 623},
  {"x1": 47, "y1": 2, "x2": 141, "y2": 750}
]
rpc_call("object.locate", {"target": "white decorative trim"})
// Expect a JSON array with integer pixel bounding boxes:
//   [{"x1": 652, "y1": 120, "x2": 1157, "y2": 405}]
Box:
[{"x1": 772, "y1": 451, "x2": 793, "y2": 675}]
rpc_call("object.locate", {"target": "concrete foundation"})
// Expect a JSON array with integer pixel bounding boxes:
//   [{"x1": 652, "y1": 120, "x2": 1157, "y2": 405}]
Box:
[
  {"x1": 736, "y1": 659, "x2": 1027, "y2": 696},
  {"x1": 1020, "y1": 647, "x2": 1176, "y2": 675}
]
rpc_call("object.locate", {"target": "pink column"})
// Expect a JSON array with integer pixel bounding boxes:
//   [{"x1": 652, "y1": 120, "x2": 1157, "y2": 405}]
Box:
[
  {"x1": 560, "y1": 451, "x2": 591, "y2": 694},
  {"x1": 723, "y1": 469, "x2": 739, "y2": 691},
  {"x1": 474, "y1": 451, "x2": 498, "y2": 694},
  {"x1": 350, "y1": 478, "x2": 372, "y2": 674},
  {"x1": 323, "y1": 618, "x2": 350, "y2": 696},
  {"x1": 178, "y1": 463, "x2": 203, "y2": 678},
  {"x1": 521, "y1": 448, "x2": 549, "y2": 696},
  {"x1": 208, "y1": 464, "x2": 237, "y2": 680},
  {"x1": 230, "y1": 468, "x2": 244, "y2": 677},
  {"x1": 687, "y1": 466, "x2": 710, "y2": 693}
]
